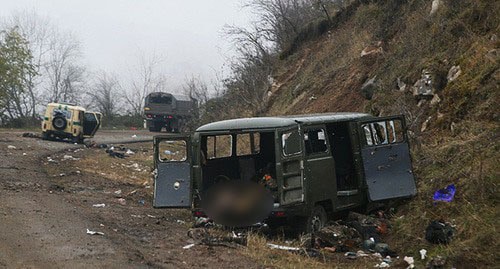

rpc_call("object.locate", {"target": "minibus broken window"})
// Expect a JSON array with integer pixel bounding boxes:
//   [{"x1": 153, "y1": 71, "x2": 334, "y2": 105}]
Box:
[
  {"x1": 206, "y1": 135, "x2": 232, "y2": 159},
  {"x1": 363, "y1": 125, "x2": 374, "y2": 146},
  {"x1": 282, "y1": 130, "x2": 301, "y2": 156},
  {"x1": 158, "y1": 140, "x2": 187, "y2": 162},
  {"x1": 236, "y1": 133, "x2": 260, "y2": 156},
  {"x1": 304, "y1": 129, "x2": 328, "y2": 154},
  {"x1": 362, "y1": 119, "x2": 405, "y2": 147}
]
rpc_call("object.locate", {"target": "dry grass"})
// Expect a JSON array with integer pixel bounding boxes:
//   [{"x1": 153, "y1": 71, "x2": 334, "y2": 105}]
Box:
[
  {"x1": 77, "y1": 143, "x2": 154, "y2": 187},
  {"x1": 243, "y1": 234, "x2": 387, "y2": 269},
  {"x1": 258, "y1": 0, "x2": 500, "y2": 268}
]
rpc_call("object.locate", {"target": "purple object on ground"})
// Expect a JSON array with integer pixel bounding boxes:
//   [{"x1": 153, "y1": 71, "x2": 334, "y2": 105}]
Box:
[{"x1": 433, "y1": 184, "x2": 456, "y2": 202}]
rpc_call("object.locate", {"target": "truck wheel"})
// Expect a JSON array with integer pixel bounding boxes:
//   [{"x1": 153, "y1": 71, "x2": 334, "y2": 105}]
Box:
[{"x1": 306, "y1": 205, "x2": 328, "y2": 233}]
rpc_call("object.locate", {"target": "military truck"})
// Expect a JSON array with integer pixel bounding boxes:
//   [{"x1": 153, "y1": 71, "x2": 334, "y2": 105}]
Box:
[
  {"x1": 152, "y1": 113, "x2": 417, "y2": 232},
  {"x1": 41, "y1": 103, "x2": 102, "y2": 143},
  {"x1": 144, "y1": 92, "x2": 197, "y2": 132}
]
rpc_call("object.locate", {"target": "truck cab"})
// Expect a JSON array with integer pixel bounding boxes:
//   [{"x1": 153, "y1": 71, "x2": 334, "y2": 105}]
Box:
[
  {"x1": 153, "y1": 113, "x2": 416, "y2": 231},
  {"x1": 144, "y1": 92, "x2": 197, "y2": 132}
]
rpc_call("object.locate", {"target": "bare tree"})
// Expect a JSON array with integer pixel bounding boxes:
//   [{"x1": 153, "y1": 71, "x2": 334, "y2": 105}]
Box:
[
  {"x1": 183, "y1": 76, "x2": 210, "y2": 105},
  {"x1": 87, "y1": 71, "x2": 121, "y2": 121},
  {"x1": 124, "y1": 53, "x2": 167, "y2": 117},
  {"x1": 245, "y1": 0, "x2": 323, "y2": 50},
  {"x1": 44, "y1": 30, "x2": 83, "y2": 104}
]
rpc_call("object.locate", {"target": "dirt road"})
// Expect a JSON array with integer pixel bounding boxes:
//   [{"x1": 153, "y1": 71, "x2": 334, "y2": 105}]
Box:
[{"x1": 0, "y1": 130, "x2": 258, "y2": 268}]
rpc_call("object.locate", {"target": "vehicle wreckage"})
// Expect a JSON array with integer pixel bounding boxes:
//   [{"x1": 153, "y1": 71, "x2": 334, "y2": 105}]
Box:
[
  {"x1": 152, "y1": 113, "x2": 417, "y2": 232},
  {"x1": 41, "y1": 103, "x2": 102, "y2": 143}
]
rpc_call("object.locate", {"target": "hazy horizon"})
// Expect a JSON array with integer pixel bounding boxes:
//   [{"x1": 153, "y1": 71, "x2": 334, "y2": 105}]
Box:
[{"x1": 0, "y1": 0, "x2": 254, "y2": 93}]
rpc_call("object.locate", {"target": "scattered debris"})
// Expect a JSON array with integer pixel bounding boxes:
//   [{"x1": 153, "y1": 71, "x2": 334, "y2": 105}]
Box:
[
  {"x1": 106, "y1": 149, "x2": 126, "y2": 158},
  {"x1": 63, "y1": 155, "x2": 80, "y2": 161},
  {"x1": 22, "y1": 132, "x2": 40, "y2": 138},
  {"x1": 301, "y1": 221, "x2": 362, "y2": 252},
  {"x1": 374, "y1": 261, "x2": 390, "y2": 268},
  {"x1": 361, "y1": 41, "x2": 383, "y2": 58},
  {"x1": 430, "y1": 94, "x2": 441, "y2": 106},
  {"x1": 344, "y1": 252, "x2": 357, "y2": 259},
  {"x1": 397, "y1": 77, "x2": 407, "y2": 92},
  {"x1": 426, "y1": 256, "x2": 446, "y2": 269},
  {"x1": 117, "y1": 198, "x2": 127, "y2": 205},
  {"x1": 86, "y1": 229, "x2": 105, "y2": 236},
  {"x1": 412, "y1": 69, "x2": 434, "y2": 99},
  {"x1": 182, "y1": 243, "x2": 196, "y2": 249},
  {"x1": 267, "y1": 243, "x2": 301, "y2": 251},
  {"x1": 114, "y1": 190, "x2": 122, "y2": 195},
  {"x1": 176, "y1": 219, "x2": 186, "y2": 224},
  {"x1": 7, "y1": 145, "x2": 16, "y2": 150},
  {"x1": 425, "y1": 220, "x2": 454, "y2": 244},
  {"x1": 187, "y1": 227, "x2": 247, "y2": 248},
  {"x1": 404, "y1": 256, "x2": 415, "y2": 268},
  {"x1": 430, "y1": 0, "x2": 440, "y2": 15},
  {"x1": 360, "y1": 76, "x2": 378, "y2": 100},
  {"x1": 92, "y1": 203, "x2": 106, "y2": 208},
  {"x1": 131, "y1": 134, "x2": 137, "y2": 138},
  {"x1": 433, "y1": 184, "x2": 456, "y2": 203},
  {"x1": 194, "y1": 217, "x2": 213, "y2": 228},
  {"x1": 421, "y1": 116, "x2": 433, "y2": 132},
  {"x1": 447, "y1": 65, "x2": 461, "y2": 82},
  {"x1": 125, "y1": 149, "x2": 135, "y2": 155},
  {"x1": 420, "y1": 249, "x2": 427, "y2": 260}
]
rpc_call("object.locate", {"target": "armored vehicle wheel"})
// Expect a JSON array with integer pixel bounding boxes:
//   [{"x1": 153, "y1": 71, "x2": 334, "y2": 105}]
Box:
[
  {"x1": 306, "y1": 205, "x2": 328, "y2": 233},
  {"x1": 52, "y1": 116, "x2": 67, "y2": 130}
]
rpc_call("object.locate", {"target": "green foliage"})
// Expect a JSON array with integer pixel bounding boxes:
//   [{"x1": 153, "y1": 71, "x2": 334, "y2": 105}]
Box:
[{"x1": 0, "y1": 28, "x2": 37, "y2": 108}]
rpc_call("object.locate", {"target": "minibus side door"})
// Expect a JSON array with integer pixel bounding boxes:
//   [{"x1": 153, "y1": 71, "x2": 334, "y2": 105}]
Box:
[
  {"x1": 277, "y1": 126, "x2": 305, "y2": 205},
  {"x1": 153, "y1": 135, "x2": 192, "y2": 208},
  {"x1": 357, "y1": 116, "x2": 416, "y2": 201}
]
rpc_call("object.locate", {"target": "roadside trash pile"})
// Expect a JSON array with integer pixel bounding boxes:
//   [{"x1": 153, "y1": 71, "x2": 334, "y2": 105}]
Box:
[
  {"x1": 84, "y1": 141, "x2": 137, "y2": 159},
  {"x1": 105, "y1": 145, "x2": 136, "y2": 159},
  {"x1": 296, "y1": 211, "x2": 397, "y2": 262},
  {"x1": 22, "y1": 132, "x2": 40, "y2": 138}
]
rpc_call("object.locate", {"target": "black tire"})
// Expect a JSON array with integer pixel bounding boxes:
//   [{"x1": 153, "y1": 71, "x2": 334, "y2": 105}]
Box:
[
  {"x1": 306, "y1": 205, "x2": 328, "y2": 233},
  {"x1": 52, "y1": 116, "x2": 67, "y2": 130}
]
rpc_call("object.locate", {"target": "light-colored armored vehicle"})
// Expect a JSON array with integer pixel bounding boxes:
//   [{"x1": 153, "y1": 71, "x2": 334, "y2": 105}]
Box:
[{"x1": 41, "y1": 103, "x2": 102, "y2": 143}]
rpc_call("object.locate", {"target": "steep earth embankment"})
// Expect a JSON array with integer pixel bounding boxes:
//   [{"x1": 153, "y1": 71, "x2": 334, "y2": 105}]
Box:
[{"x1": 262, "y1": 0, "x2": 499, "y2": 267}]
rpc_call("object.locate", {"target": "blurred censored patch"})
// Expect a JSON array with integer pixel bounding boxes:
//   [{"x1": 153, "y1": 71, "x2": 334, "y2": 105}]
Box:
[{"x1": 201, "y1": 180, "x2": 274, "y2": 227}]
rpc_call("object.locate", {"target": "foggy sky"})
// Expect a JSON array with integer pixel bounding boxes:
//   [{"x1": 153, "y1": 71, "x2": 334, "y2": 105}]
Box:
[{"x1": 0, "y1": 0, "x2": 254, "y2": 92}]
